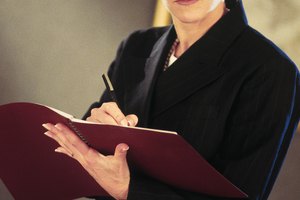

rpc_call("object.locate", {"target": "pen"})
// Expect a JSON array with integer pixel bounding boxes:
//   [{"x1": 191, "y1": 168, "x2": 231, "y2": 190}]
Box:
[{"x1": 102, "y1": 73, "x2": 120, "y2": 108}]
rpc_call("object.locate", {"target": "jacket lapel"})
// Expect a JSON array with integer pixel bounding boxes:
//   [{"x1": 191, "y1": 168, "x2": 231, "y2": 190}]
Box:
[
  {"x1": 124, "y1": 27, "x2": 176, "y2": 127},
  {"x1": 125, "y1": 1, "x2": 247, "y2": 125},
  {"x1": 151, "y1": 1, "x2": 248, "y2": 117}
]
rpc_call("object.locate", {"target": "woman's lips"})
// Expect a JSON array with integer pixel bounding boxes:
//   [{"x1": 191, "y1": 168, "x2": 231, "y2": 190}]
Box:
[{"x1": 174, "y1": 0, "x2": 198, "y2": 6}]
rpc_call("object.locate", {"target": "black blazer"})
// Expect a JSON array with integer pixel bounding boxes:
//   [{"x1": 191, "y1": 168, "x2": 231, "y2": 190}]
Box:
[{"x1": 84, "y1": 1, "x2": 300, "y2": 200}]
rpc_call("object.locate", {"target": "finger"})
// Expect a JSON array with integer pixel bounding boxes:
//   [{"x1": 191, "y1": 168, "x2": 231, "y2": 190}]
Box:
[
  {"x1": 45, "y1": 132, "x2": 74, "y2": 156},
  {"x1": 86, "y1": 116, "x2": 104, "y2": 124},
  {"x1": 86, "y1": 116, "x2": 100, "y2": 123},
  {"x1": 54, "y1": 123, "x2": 90, "y2": 155},
  {"x1": 97, "y1": 112, "x2": 120, "y2": 125},
  {"x1": 55, "y1": 146, "x2": 74, "y2": 158},
  {"x1": 90, "y1": 108, "x2": 119, "y2": 125},
  {"x1": 114, "y1": 143, "x2": 129, "y2": 164},
  {"x1": 43, "y1": 124, "x2": 74, "y2": 155},
  {"x1": 100, "y1": 102, "x2": 128, "y2": 126},
  {"x1": 43, "y1": 123, "x2": 88, "y2": 157},
  {"x1": 126, "y1": 114, "x2": 138, "y2": 127}
]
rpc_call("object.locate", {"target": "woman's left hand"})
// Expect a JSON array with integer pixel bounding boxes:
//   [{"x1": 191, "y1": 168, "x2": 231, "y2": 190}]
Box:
[{"x1": 42, "y1": 123, "x2": 130, "y2": 200}]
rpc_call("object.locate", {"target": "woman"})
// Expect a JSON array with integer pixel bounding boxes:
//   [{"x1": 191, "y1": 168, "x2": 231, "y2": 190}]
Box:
[{"x1": 43, "y1": 0, "x2": 300, "y2": 199}]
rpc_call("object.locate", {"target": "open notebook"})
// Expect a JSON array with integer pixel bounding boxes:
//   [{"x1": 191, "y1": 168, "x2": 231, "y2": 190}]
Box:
[{"x1": 0, "y1": 102, "x2": 247, "y2": 200}]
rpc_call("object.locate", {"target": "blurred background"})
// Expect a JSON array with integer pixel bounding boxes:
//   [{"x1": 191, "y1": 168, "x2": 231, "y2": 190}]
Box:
[{"x1": 0, "y1": 0, "x2": 299, "y2": 199}]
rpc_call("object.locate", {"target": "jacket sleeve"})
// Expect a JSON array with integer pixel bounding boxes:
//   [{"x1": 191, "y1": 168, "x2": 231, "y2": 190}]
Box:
[{"x1": 212, "y1": 57, "x2": 300, "y2": 200}]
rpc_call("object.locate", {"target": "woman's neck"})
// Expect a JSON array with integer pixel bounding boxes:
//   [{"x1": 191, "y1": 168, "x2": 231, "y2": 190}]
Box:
[{"x1": 173, "y1": 4, "x2": 228, "y2": 57}]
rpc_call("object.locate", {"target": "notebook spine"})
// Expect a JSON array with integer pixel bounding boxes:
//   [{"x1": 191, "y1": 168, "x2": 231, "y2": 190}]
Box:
[{"x1": 67, "y1": 120, "x2": 89, "y2": 145}]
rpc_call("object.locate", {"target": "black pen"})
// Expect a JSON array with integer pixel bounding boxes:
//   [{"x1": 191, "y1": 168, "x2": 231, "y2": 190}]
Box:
[{"x1": 102, "y1": 73, "x2": 120, "y2": 108}]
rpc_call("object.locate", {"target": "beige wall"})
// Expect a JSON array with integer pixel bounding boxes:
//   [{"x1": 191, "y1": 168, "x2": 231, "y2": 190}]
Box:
[
  {"x1": 0, "y1": 0, "x2": 155, "y2": 198},
  {"x1": 243, "y1": 0, "x2": 300, "y2": 68},
  {"x1": 0, "y1": 0, "x2": 155, "y2": 117}
]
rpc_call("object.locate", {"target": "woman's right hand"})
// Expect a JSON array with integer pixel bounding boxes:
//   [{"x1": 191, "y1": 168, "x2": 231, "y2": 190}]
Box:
[{"x1": 86, "y1": 102, "x2": 138, "y2": 127}]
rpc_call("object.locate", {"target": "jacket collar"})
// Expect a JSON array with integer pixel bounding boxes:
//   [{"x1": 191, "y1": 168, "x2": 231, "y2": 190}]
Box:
[
  {"x1": 172, "y1": 0, "x2": 247, "y2": 67},
  {"x1": 130, "y1": 1, "x2": 248, "y2": 125},
  {"x1": 126, "y1": 27, "x2": 175, "y2": 127}
]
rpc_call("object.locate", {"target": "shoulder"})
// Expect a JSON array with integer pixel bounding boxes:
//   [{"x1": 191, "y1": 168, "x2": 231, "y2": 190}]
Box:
[
  {"x1": 119, "y1": 26, "x2": 170, "y2": 57},
  {"x1": 242, "y1": 26, "x2": 292, "y2": 61},
  {"x1": 125, "y1": 26, "x2": 169, "y2": 43},
  {"x1": 228, "y1": 25, "x2": 298, "y2": 78}
]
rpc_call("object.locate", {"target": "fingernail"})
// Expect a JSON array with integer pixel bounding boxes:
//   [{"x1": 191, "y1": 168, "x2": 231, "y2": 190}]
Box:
[
  {"x1": 120, "y1": 119, "x2": 128, "y2": 126},
  {"x1": 42, "y1": 123, "x2": 50, "y2": 130},
  {"x1": 122, "y1": 146, "x2": 129, "y2": 152},
  {"x1": 54, "y1": 124, "x2": 62, "y2": 130},
  {"x1": 44, "y1": 131, "x2": 52, "y2": 138},
  {"x1": 54, "y1": 148, "x2": 62, "y2": 153},
  {"x1": 127, "y1": 120, "x2": 132, "y2": 126}
]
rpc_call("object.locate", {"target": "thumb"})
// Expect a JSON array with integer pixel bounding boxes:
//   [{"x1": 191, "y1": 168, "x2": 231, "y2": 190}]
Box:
[
  {"x1": 114, "y1": 143, "x2": 129, "y2": 163},
  {"x1": 126, "y1": 114, "x2": 138, "y2": 127}
]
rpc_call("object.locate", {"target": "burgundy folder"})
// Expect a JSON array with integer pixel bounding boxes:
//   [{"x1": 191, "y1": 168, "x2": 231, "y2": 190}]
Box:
[{"x1": 0, "y1": 102, "x2": 247, "y2": 199}]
